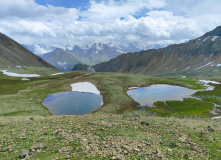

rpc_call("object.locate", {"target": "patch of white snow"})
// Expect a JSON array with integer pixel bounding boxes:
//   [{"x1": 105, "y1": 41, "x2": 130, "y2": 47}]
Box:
[
  {"x1": 0, "y1": 70, "x2": 40, "y2": 77},
  {"x1": 198, "y1": 80, "x2": 220, "y2": 91},
  {"x1": 211, "y1": 116, "x2": 221, "y2": 119},
  {"x1": 199, "y1": 80, "x2": 220, "y2": 85},
  {"x1": 195, "y1": 62, "x2": 213, "y2": 70},
  {"x1": 212, "y1": 36, "x2": 218, "y2": 41},
  {"x1": 217, "y1": 64, "x2": 221, "y2": 67},
  {"x1": 51, "y1": 73, "x2": 64, "y2": 76},
  {"x1": 71, "y1": 82, "x2": 100, "y2": 95},
  {"x1": 203, "y1": 36, "x2": 210, "y2": 42},
  {"x1": 128, "y1": 87, "x2": 139, "y2": 90},
  {"x1": 182, "y1": 66, "x2": 190, "y2": 71},
  {"x1": 21, "y1": 78, "x2": 30, "y2": 81}
]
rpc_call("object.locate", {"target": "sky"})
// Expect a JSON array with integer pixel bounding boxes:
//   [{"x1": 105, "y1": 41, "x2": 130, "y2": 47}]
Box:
[{"x1": 1, "y1": 0, "x2": 221, "y2": 49}]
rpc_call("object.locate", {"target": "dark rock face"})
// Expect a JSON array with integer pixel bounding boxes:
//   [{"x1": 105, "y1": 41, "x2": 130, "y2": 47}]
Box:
[{"x1": 93, "y1": 26, "x2": 221, "y2": 74}]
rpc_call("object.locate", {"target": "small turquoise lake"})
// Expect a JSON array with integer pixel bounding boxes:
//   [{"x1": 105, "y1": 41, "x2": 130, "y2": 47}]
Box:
[
  {"x1": 42, "y1": 92, "x2": 103, "y2": 115},
  {"x1": 127, "y1": 84, "x2": 197, "y2": 107}
]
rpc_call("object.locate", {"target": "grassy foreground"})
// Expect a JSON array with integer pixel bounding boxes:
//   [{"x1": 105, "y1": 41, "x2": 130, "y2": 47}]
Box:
[{"x1": 0, "y1": 112, "x2": 221, "y2": 160}]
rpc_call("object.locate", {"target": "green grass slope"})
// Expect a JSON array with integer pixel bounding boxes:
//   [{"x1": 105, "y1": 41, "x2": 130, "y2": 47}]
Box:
[{"x1": 0, "y1": 33, "x2": 56, "y2": 69}]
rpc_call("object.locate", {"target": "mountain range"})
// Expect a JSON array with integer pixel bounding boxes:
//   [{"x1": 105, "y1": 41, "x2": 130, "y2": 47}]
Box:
[
  {"x1": 93, "y1": 26, "x2": 221, "y2": 75},
  {"x1": 0, "y1": 33, "x2": 55, "y2": 69},
  {"x1": 23, "y1": 42, "x2": 165, "y2": 71}
]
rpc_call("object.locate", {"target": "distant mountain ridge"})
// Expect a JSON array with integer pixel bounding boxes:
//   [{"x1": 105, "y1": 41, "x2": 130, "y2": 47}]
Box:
[
  {"x1": 0, "y1": 33, "x2": 55, "y2": 69},
  {"x1": 24, "y1": 42, "x2": 165, "y2": 71},
  {"x1": 93, "y1": 26, "x2": 221, "y2": 74}
]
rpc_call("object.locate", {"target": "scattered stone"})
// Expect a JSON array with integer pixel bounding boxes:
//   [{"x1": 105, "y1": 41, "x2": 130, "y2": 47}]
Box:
[
  {"x1": 168, "y1": 149, "x2": 173, "y2": 155},
  {"x1": 19, "y1": 149, "x2": 29, "y2": 158},
  {"x1": 133, "y1": 148, "x2": 140, "y2": 152},
  {"x1": 36, "y1": 149, "x2": 41, "y2": 153},
  {"x1": 141, "y1": 122, "x2": 149, "y2": 126},
  {"x1": 170, "y1": 130, "x2": 178, "y2": 135},
  {"x1": 178, "y1": 136, "x2": 187, "y2": 143},
  {"x1": 2, "y1": 147, "x2": 9, "y2": 152},
  {"x1": 30, "y1": 143, "x2": 46, "y2": 150},
  {"x1": 54, "y1": 129, "x2": 60, "y2": 135},
  {"x1": 208, "y1": 126, "x2": 215, "y2": 132},
  {"x1": 170, "y1": 142, "x2": 178, "y2": 148},
  {"x1": 153, "y1": 154, "x2": 162, "y2": 160},
  {"x1": 29, "y1": 117, "x2": 34, "y2": 121},
  {"x1": 57, "y1": 147, "x2": 72, "y2": 155},
  {"x1": 133, "y1": 114, "x2": 141, "y2": 118},
  {"x1": 65, "y1": 155, "x2": 71, "y2": 159},
  {"x1": 200, "y1": 131, "x2": 207, "y2": 137},
  {"x1": 111, "y1": 156, "x2": 117, "y2": 160}
]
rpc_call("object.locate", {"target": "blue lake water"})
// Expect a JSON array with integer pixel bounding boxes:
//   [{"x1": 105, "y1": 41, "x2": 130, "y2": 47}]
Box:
[
  {"x1": 127, "y1": 84, "x2": 197, "y2": 107},
  {"x1": 42, "y1": 92, "x2": 103, "y2": 115}
]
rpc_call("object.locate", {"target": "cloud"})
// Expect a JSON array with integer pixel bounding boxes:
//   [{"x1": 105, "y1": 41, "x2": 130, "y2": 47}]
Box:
[{"x1": 0, "y1": 0, "x2": 221, "y2": 49}]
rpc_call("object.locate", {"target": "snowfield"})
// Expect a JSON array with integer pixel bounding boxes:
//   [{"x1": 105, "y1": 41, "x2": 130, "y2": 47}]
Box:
[
  {"x1": 71, "y1": 82, "x2": 100, "y2": 95},
  {"x1": 0, "y1": 70, "x2": 40, "y2": 77}
]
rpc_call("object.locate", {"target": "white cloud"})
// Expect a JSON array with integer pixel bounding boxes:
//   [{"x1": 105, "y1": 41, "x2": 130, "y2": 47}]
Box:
[{"x1": 0, "y1": 0, "x2": 221, "y2": 49}]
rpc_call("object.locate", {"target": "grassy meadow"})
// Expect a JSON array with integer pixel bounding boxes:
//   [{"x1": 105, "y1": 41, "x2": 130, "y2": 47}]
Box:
[
  {"x1": 1, "y1": 68, "x2": 218, "y2": 117},
  {"x1": 0, "y1": 67, "x2": 221, "y2": 159}
]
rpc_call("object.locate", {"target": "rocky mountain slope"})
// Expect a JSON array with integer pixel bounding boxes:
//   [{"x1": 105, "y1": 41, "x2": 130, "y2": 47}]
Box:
[
  {"x1": 41, "y1": 48, "x2": 83, "y2": 71},
  {"x1": 0, "y1": 33, "x2": 55, "y2": 69},
  {"x1": 93, "y1": 26, "x2": 221, "y2": 75}
]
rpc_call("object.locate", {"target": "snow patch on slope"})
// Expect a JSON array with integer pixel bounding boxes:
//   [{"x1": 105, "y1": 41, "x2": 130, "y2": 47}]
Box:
[
  {"x1": 0, "y1": 70, "x2": 40, "y2": 77},
  {"x1": 194, "y1": 62, "x2": 213, "y2": 70},
  {"x1": 182, "y1": 66, "x2": 190, "y2": 71},
  {"x1": 212, "y1": 36, "x2": 218, "y2": 41},
  {"x1": 203, "y1": 36, "x2": 210, "y2": 42},
  {"x1": 71, "y1": 82, "x2": 100, "y2": 95},
  {"x1": 51, "y1": 73, "x2": 64, "y2": 76}
]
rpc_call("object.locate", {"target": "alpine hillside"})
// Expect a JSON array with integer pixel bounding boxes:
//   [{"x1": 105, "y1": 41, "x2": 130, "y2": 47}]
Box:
[
  {"x1": 93, "y1": 26, "x2": 221, "y2": 75},
  {"x1": 0, "y1": 33, "x2": 55, "y2": 69}
]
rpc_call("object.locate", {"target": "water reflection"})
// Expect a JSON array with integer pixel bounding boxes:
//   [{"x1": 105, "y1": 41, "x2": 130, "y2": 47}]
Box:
[
  {"x1": 127, "y1": 84, "x2": 197, "y2": 107},
  {"x1": 42, "y1": 92, "x2": 103, "y2": 115}
]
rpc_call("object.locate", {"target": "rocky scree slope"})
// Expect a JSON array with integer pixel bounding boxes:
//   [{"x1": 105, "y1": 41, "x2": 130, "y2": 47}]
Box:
[
  {"x1": 93, "y1": 26, "x2": 221, "y2": 74},
  {"x1": 0, "y1": 33, "x2": 56, "y2": 69}
]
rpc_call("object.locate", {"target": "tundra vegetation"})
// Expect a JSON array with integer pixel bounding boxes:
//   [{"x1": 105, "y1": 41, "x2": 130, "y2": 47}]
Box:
[{"x1": 0, "y1": 67, "x2": 221, "y2": 159}]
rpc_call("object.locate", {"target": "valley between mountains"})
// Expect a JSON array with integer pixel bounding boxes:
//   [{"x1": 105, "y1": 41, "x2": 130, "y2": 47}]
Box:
[{"x1": 0, "y1": 26, "x2": 221, "y2": 159}]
